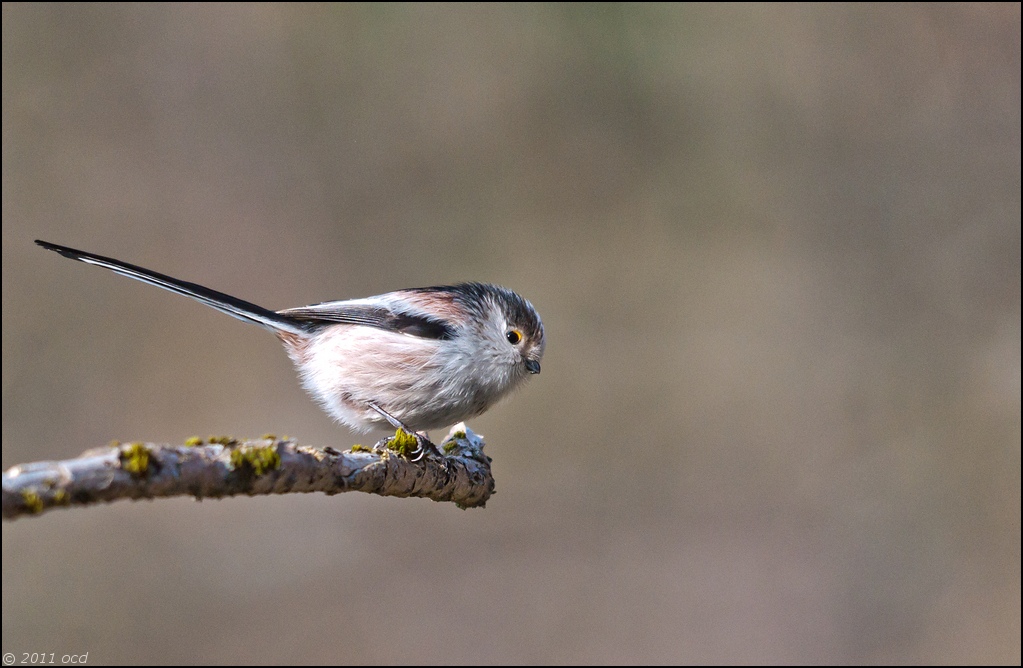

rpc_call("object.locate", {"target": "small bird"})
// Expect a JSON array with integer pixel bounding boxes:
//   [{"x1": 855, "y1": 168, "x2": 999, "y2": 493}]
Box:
[{"x1": 35, "y1": 240, "x2": 545, "y2": 458}]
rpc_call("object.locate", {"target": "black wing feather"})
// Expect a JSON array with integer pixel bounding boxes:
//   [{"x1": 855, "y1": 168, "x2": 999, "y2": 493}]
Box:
[{"x1": 279, "y1": 304, "x2": 455, "y2": 340}]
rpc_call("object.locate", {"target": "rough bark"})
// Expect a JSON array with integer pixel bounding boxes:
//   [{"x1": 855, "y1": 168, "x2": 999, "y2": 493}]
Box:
[{"x1": 2, "y1": 424, "x2": 493, "y2": 520}]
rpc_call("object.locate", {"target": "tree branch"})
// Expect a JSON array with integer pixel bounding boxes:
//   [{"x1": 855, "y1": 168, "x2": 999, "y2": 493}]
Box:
[{"x1": 2, "y1": 424, "x2": 494, "y2": 520}]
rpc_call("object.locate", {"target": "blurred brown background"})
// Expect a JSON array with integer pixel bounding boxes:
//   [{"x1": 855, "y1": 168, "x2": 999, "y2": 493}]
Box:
[{"x1": 2, "y1": 4, "x2": 1019, "y2": 664}]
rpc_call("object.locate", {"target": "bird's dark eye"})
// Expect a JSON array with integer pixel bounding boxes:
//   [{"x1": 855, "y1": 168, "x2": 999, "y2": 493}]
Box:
[{"x1": 506, "y1": 329, "x2": 522, "y2": 345}]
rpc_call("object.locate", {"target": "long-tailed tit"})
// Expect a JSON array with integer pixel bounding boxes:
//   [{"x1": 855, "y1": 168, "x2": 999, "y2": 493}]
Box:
[{"x1": 35, "y1": 240, "x2": 544, "y2": 457}]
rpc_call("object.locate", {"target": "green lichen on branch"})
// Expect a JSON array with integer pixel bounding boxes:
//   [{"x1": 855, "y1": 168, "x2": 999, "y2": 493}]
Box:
[
  {"x1": 229, "y1": 444, "x2": 281, "y2": 476},
  {"x1": 387, "y1": 429, "x2": 420, "y2": 458},
  {"x1": 119, "y1": 442, "x2": 151, "y2": 477},
  {"x1": 20, "y1": 490, "x2": 44, "y2": 515}
]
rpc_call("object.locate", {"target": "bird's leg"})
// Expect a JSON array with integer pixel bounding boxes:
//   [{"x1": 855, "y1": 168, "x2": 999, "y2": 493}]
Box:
[{"x1": 367, "y1": 402, "x2": 441, "y2": 461}]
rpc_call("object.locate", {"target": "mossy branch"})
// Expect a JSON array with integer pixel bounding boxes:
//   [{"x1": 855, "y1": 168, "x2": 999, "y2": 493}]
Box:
[{"x1": 2, "y1": 424, "x2": 494, "y2": 520}]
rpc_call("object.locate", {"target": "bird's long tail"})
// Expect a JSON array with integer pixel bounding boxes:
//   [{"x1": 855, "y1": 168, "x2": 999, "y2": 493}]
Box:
[{"x1": 35, "y1": 240, "x2": 308, "y2": 336}]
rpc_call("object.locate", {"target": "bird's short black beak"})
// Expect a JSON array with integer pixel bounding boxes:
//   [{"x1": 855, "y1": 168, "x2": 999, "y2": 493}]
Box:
[{"x1": 524, "y1": 358, "x2": 541, "y2": 374}]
